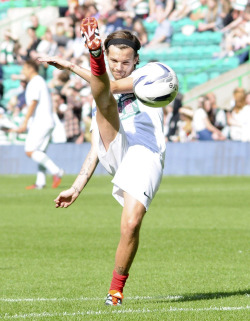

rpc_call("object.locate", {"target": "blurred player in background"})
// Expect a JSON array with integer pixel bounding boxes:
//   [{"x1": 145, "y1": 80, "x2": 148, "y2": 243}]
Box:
[
  {"x1": 39, "y1": 17, "x2": 165, "y2": 306},
  {"x1": 13, "y1": 59, "x2": 63, "y2": 189}
]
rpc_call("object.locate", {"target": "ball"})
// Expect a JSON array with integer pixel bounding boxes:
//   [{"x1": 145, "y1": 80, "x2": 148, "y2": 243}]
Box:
[{"x1": 133, "y1": 62, "x2": 179, "y2": 107}]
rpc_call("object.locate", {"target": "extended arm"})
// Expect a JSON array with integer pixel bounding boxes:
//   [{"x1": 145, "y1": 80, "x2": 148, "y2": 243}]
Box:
[
  {"x1": 54, "y1": 131, "x2": 99, "y2": 208},
  {"x1": 38, "y1": 56, "x2": 134, "y2": 94},
  {"x1": 38, "y1": 56, "x2": 92, "y2": 83}
]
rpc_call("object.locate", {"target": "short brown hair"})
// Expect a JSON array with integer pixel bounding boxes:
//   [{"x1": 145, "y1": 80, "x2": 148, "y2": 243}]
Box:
[
  {"x1": 24, "y1": 59, "x2": 39, "y2": 72},
  {"x1": 104, "y1": 30, "x2": 141, "y2": 65}
]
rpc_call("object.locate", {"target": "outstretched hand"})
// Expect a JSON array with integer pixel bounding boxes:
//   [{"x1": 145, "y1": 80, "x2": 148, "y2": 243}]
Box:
[
  {"x1": 37, "y1": 56, "x2": 72, "y2": 71},
  {"x1": 54, "y1": 187, "x2": 80, "y2": 208}
]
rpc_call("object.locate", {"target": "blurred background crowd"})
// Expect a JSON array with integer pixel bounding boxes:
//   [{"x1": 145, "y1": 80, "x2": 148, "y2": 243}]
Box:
[{"x1": 0, "y1": 0, "x2": 249, "y2": 145}]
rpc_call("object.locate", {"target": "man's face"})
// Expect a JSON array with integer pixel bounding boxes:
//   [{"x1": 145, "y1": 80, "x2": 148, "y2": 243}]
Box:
[{"x1": 106, "y1": 45, "x2": 138, "y2": 80}]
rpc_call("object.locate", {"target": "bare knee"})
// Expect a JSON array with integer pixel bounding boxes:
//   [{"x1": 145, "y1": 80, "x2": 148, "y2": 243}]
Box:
[
  {"x1": 121, "y1": 215, "x2": 143, "y2": 238},
  {"x1": 121, "y1": 193, "x2": 146, "y2": 239}
]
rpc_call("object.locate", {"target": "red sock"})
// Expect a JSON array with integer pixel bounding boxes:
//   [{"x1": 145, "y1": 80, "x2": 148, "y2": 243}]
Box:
[
  {"x1": 90, "y1": 51, "x2": 106, "y2": 76},
  {"x1": 109, "y1": 270, "x2": 129, "y2": 293}
]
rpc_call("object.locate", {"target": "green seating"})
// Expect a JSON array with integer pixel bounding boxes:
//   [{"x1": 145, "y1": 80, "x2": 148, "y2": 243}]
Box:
[
  {"x1": 154, "y1": 47, "x2": 171, "y2": 60},
  {"x1": 220, "y1": 57, "x2": 239, "y2": 72},
  {"x1": 138, "y1": 61, "x2": 147, "y2": 68},
  {"x1": 40, "y1": 0, "x2": 61, "y2": 6},
  {"x1": 209, "y1": 71, "x2": 220, "y2": 79},
  {"x1": 147, "y1": 32, "x2": 155, "y2": 42},
  {"x1": 172, "y1": 33, "x2": 192, "y2": 46},
  {"x1": 45, "y1": 65, "x2": 56, "y2": 79},
  {"x1": 139, "y1": 48, "x2": 155, "y2": 61},
  {"x1": 207, "y1": 32, "x2": 223, "y2": 44},
  {"x1": 57, "y1": 0, "x2": 68, "y2": 6},
  {"x1": 140, "y1": 45, "x2": 221, "y2": 62},
  {"x1": 0, "y1": 1, "x2": 10, "y2": 10},
  {"x1": 187, "y1": 72, "x2": 209, "y2": 88},
  {"x1": 165, "y1": 61, "x2": 183, "y2": 73},
  {"x1": 171, "y1": 18, "x2": 196, "y2": 32},
  {"x1": 143, "y1": 20, "x2": 158, "y2": 33},
  {"x1": 3, "y1": 79, "x2": 20, "y2": 91},
  {"x1": 10, "y1": 0, "x2": 27, "y2": 8},
  {"x1": 172, "y1": 31, "x2": 223, "y2": 47},
  {"x1": 2, "y1": 65, "x2": 22, "y2": 79},
  {"x1": 9, "y1": 0, "x2": 68, "y2": 8},
  {"x1": 0, "y1": 11, "x2": 8, "y2": 19}
]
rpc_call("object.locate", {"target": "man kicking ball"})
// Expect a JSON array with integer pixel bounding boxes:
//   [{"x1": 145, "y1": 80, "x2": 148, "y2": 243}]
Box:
[{"x1": 39, "y1": 17, "x2": 166, "y2": 305}]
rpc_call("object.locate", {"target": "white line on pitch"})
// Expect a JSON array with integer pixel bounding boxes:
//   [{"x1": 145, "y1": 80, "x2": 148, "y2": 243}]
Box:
[
  {"x1": 0, "y1": 295, "x2": 183, "y2": 303},
  {"x1": 1, "y1": 306, "x2": 250, "y2": 319}
]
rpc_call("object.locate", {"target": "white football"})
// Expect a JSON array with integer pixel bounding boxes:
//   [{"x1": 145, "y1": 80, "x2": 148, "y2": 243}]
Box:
[{"x1": 133, "y1": 62, "x2": 179, "y2": 107}]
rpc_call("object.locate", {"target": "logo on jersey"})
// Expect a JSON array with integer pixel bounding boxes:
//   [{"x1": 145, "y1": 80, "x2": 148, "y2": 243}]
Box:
[{"x1": 117, "y1": 93, "x2": 140, "y2": 120}]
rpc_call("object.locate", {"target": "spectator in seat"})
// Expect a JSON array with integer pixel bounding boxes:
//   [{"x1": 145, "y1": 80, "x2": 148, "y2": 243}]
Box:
[
  {"x1": 101, "y1": 8, "x2": 126, "y2": 37},
  {"x1": 227, "y1": 89, "x2": 250, "y2": 141},
  {"x1": 64, "y1": 21, "x2": 88, "y2": 59},
  {"x1": 0, "y1": 65, "x2": 3, "y2": 104},
  {"x1": 85, "y1": 3, "x2": 100, "y2": 19},
  {"x1": 51, "y1": 92, "x2": 67, "y2": 143},
  {"x1": 18, "y1": 27, "x2": 40, "y2": 62},
  {"x1": 205, "y1": 92, "x2": 228, "y2": 137},
  {"x1": 166, "y1": 92, "x2": 183, "y2": 141},
  {"x1": 132, "y1": 19, "x2": 148, "y2": 46},
  {"x1": 222, "y1": 4, "x2": 250, "y2": 63},
  {"x1": 198, "y1": 0, "x2": 231, "y2": 31},
  {"x1": 30, "y1": 28, "x2": 58, "y2": 59},
  {"x1": 178, "y1": 106, "x2": 195, "y2": 142},
  {"x1": 48, "y1": 69, "x2": 71, "y2": 92},
  {"x1": 145, "y1": 5, "x2": 173, "y2": 47},
  {"x1": 228, "y1": 87, "x2": 245, "y2": 110},
  {"x1": 30, "y1": 14, "x2": 47, "y2": 40},
  {"x1": 0, "y1": 29, "x2": 18, "y2": 64},
  {"x1": 221, "y1": 0, "x2": 248, "y2": 38},
  {"x1": 61, "y1": 80, "x2": 84, "y2": 143},
  {"x1": 189, "y1": 0, "x2": 208, "y2": 27},
  {"x1": 149, "y1": 0, "x2": 175, "y2": 22},
  {"x1": 131, "y1": 0, "x2": 150, "y2": 20},
  {"x1": 193, "y1": 96, "x2": 226, "y2": 140},
  {"x1": 16, "y1": 80, "x2": 27, "y2": 112},
  {"x1": 64, "y1": 0, "x2": 86, "y2": 26},
  {"x1": 80, "y1": 86, "x2": 93, "y2": 142},
  {"x1": 53, "y1": 21, "x2": 72, "y2": 48},
  {"x1": 170, "y1": 0, "x2": 204, "y2": 21}
]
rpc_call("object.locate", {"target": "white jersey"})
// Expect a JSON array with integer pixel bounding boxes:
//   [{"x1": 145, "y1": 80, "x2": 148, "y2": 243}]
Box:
[
  {"x1": 91, "y1": 70, "x2": 166, "y2": 159},
  {"x1": 25, "y1": 75, "x2": 54, "y2": 128},
  {"x1": 91, "y1": 68, "x2": 166, "y2": 209}
]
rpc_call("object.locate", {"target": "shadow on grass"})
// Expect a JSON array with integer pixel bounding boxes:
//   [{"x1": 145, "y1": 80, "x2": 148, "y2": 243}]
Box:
[{"x1": 153, "y1": 289, "x2": 250, "y2": 303}]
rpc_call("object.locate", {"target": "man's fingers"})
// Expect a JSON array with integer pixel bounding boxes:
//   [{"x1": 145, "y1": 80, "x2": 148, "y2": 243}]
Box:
[
  {"x1": 37, "y1": 57, "x2": 49, "y2": 63},
  {"x1": 37, "y1": 57, "x2": 57, "y2": 64},
  {"x1": 54, "y1": 196, "x2": 60, "y2": 202}
]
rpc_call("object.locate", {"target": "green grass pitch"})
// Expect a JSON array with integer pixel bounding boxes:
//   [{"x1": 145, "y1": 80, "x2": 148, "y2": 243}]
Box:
[{"x1": 0, "y1": 175, "x2": 249, "y2": 320}]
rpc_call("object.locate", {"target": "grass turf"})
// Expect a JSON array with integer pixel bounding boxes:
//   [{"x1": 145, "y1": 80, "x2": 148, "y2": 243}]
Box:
[{"x1": 0, "y1": 175, "x2": 249, "y2": 320}]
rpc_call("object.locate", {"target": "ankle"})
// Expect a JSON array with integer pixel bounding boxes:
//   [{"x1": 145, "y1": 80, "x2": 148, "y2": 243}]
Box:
[
  {"x1": 90, "y1": 51, "x2": 106, "y2": 76},
  {"x1": 109, "y1": 270, "x2": 129, "y2": 293}
]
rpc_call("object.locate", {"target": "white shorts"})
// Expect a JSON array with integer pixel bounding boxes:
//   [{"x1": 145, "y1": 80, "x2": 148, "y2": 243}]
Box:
[
  {"x1": 94, "y1": 124, "x2": 164, "y2": 210},
  {"x1": 25, "y1": 124, "x2": 54, "y2": 152}
]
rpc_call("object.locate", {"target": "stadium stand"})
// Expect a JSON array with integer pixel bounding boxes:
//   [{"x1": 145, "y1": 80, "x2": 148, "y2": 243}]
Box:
[
  {"x1": 140, "y1": 18, "x2": 245, "y2": 92},
  {"x1": 0, "y1": 0, "x2": 249, "y2": 145},
  {"x1": 0, "y1": 0, "x2": 68, "y2": 8}
]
